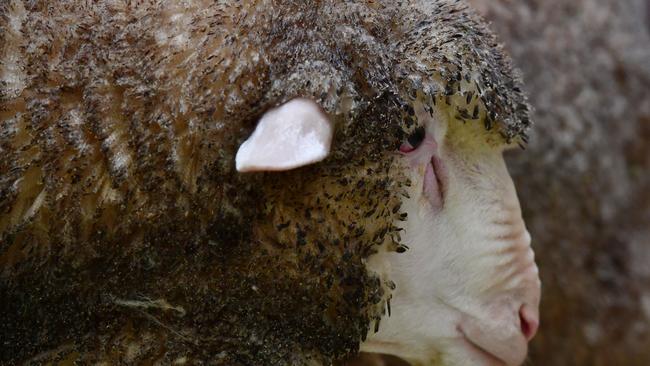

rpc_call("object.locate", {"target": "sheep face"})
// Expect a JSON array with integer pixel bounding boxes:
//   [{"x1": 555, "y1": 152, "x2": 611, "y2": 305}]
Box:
[{"x1": 361, "y1": 103, "x2": 541, "y2": 366}]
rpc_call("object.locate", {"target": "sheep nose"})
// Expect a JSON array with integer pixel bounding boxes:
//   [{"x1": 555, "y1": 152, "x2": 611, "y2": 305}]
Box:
[
  {"x1": 519, "y1": 303, "x2": 539, "y2": 341},
  {"x1": 460, "y1": 300, "x2": 540, "y2": 366}
]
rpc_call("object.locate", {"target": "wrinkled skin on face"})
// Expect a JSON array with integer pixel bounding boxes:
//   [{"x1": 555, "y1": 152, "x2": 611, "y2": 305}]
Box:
[{"x1": 361, "y1": 104, "x2": 541, "y2": 366}]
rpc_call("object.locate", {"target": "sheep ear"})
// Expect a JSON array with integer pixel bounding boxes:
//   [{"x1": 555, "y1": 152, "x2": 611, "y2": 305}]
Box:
[{"x1": 236, "y1": 98, "x2": 334, "y2": 172}]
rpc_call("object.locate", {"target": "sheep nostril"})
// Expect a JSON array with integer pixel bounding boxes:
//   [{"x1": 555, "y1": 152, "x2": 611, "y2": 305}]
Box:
[{"x1": 519, "y1": 304, "x2": 539, "y2": 342}]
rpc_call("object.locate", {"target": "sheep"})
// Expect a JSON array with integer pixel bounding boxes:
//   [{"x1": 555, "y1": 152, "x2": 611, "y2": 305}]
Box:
[{"x1": 0, "y1": 1, "x2": 539, "y2": 365}]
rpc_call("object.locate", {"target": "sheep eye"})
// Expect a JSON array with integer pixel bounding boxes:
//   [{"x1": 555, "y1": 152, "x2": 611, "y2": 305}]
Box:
[
  {"x1": 408, "y1": 126, "x2": 426, "y2": 147},
  {"x1": 400, "y1": 126, "x2": 425, "y2": 153}
]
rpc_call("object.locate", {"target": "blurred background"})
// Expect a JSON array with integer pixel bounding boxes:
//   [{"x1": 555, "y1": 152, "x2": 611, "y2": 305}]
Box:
[
  {"x1": 351, "y1": 0, "x2": 650, "y2": 364},
  {"x1": 474, "y1": 0, "x2": 650, "y2": 364}
]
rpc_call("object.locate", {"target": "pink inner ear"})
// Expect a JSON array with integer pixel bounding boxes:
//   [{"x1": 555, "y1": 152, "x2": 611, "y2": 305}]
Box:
[{"x1": 235, "y1": 98, "x2": 333, "y2": 172}]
